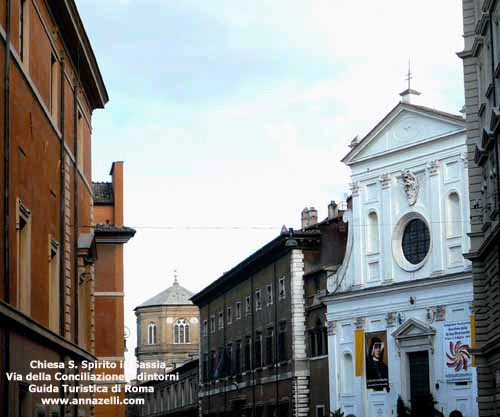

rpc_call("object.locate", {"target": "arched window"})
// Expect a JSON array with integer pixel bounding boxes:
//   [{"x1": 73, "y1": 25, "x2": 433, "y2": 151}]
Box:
[
  {"x1": 174, "y1": 319, "x2": 190, "y2": 344},
  {"x1": 342, "y1": 353, "x2": 354, "y2": 394},
  {"x1": 447, "y1": 192, "x2": 461, "y2": 237},
  {"x1": 367, "y1": 211, "x2": 379, "y2": 253},
  {"x1": 148, "y1": 322, "x2": 157, "y2": 345},
  {"x1": 308, "y1": 319, "x2": 328, "y2": 357}
]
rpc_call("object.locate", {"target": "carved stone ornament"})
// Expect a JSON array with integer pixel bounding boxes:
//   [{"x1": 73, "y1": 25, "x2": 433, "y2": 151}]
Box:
[
  {"x1": 386, "y1": 312, "x2": 397, "y2": 327},
  {"x1": 435, "y1": 305, "x2": 446, "y2": 321},
  {"x1": 402, "y1": 169, "x2": 419, "y2": 206},
  {"x1": 354, "y1": 317, "x2": 365, "y2": 330},
  {"x1": 327, "y1": 320, "x2": 336, "y2": 336},
  {"x1": 350, "y1": 181, "x2": 360, "y2": 197},
  {"x1": 427, "y1": 160, "x2": 440, "y2": 176},
  {"x1": 379, "y1": 173, "x2": 392, "y2": 189}
]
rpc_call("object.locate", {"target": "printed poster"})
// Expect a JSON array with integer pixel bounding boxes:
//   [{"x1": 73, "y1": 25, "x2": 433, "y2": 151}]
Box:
[
  {"x1": 365, "y1": 331, "x2": 389, "y2": 391},
  {"x1": 444, "y1": 321, "x2": 472, "y2": 382}
]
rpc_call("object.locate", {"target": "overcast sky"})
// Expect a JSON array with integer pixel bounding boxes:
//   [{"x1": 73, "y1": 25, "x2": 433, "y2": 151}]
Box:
[{"x1": 75, "y1": 0, "x2": 464, "y2": 379}]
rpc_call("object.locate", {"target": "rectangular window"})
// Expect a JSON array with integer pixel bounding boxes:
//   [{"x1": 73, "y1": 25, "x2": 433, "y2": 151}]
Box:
[
  {"x1": 245, "y1": 296, "x2": 251, "y2": 316},
  {"x1": 266, "y1": 328, "x2": 273, "y2": 365},
  {"x1": 235, "y1": 340, "x2": 241, "y2": 374},
  {"x1": 203, "y1": 354, "x2": 209, "y2": 382},
  {"x1": 210, "y1": 350, "x2": 216, "y2": 379},
  {"x1": 19, "y1": 0, "x2": 29, "y2": 64},
  {"x1": 316, "y1": 405, "x2": 326, "y2": 417},
  {"x1": 202, "y1": 320, "x2": 208, "y2": 337},
  {"x1": 210, "y1": 316, "x2": 215, "y2": 333},
  {"x1": 227, "y1": 306, "x2": 232, "y2": 324},
  {"x1": 147, "y1": 323, "x2": 157, "y2": 345},
  {"x1": 48, "y1": 239, "x2": 59, "y2": 333},
  {"x1": 278, "y1": 321, "x2": 286, "y2": 362},
  {"x1": 17, "y1": 199, "x2": 31, "y2": 314},
  {"x1": 50, "y1": 53, "x2": 59, "y2": 122},
  {"x1": 77, "y1": 110, "x2": 84, "y2": 171},
  {"x1": 255, "y1": 289, "x2": 262, "y2": 310},
  {"x1": 235, "y1": 301, "x2": 241, "y2": 319},
  {"x1": 218, "y1": 311, "x2": 223, "y2": 329},
  {"x1": 254, "y1": 332, "x2": 262, "y2": 368},
  {"x1": 244, "y1": 336, "x2": 251, "y2": 371},
  {"x1": 279, "y1": 277, "x2": 286, "y2": 299},
  {"x1": 266, "y1": 284, "x2": 273, "y2": 305},
  {"x1": 227, "y1": 343, "x2": 233, "y2": 375}
]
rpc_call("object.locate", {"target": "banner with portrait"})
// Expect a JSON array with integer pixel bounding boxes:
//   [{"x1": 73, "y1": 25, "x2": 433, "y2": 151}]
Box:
[{"x1": 365, "y1": 331, "x2": 389, "y2": 391}]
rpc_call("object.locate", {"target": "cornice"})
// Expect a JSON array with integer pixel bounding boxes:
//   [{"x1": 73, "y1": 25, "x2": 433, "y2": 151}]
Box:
[
  {"x1": 0, "y1": 300, "x2": 96, "y2": 361},
  {"x1": 323, "y1": 272, "x2": 471, "y2": 304},
  {"x1": 94, "y1": 225, "x2": 136, "y2": 243},
  {"x1": 464, "y1": 221, "x2": 500, "y2": 261}
]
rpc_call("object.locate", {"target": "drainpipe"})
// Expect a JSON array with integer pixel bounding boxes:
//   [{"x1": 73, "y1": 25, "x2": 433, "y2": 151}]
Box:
[
  {"x1": 3, "y1": 0, "x2": 11, "y2": 305},
  {"x1": 59, "y1": 57, "x2": 66, "y2": 417},
  {"x1": 251, "y1": 274, "x2": 255, "y2": 417},
  {"x1": 274, "y1": 263, "x2": 279, "y2": 414},
  {"x1": 59, "y1": 60, "x2": 65, "y2": 336},
  {"x1": 73, "y1": 87, "x2": 78, "y2": 343}
]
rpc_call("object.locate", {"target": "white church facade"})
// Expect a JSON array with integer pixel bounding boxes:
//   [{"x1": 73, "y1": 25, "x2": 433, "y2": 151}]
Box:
[{"x1": 324, "y1": 98, "x2": 478, "y2": 417}]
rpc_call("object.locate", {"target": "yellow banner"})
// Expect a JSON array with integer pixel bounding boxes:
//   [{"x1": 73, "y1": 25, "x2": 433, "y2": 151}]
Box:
[
  {"x1": 470, "y1": 314, "x2": 476, "y2": 368},
  {"x1": 355, "y1": 329, "x2": 364, "y2": 376}
]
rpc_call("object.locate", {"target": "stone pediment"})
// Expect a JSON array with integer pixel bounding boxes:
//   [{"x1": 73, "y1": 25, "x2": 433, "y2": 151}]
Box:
[
  {"x1": 392, "y1": 318, "x2": 436, "y2": 340},
  {"x1": 342, "y1": 103, "x2": 465, "y2": 165}
]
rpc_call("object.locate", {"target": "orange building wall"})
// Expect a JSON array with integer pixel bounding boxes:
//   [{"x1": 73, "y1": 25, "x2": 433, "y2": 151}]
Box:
[
  {"x1": 93, "y1": 162, "x2": 134, "y2": 417},
  {"x1": 0, "y1": 0, "x2": 110, "y2": 415}
]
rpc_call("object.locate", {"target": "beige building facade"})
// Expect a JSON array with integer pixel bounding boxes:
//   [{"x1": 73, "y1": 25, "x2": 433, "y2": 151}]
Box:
[
  {"x1": 459, "y1": 0, "x2": 500, "y2": 415},
  {"x1": 135, "y1": 278, "x2": 199, "y2": 379}
]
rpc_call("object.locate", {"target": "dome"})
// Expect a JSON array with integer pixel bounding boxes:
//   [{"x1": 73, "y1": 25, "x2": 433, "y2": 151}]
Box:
[{"x1": 138, "y1": 279, "x2": 193, "y2": 307}]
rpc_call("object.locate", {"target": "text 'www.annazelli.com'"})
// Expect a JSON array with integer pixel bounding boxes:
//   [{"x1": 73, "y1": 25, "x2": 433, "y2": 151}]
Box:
[{"x1": 40, "y1": 397, "x2": 144, "y2": 405}]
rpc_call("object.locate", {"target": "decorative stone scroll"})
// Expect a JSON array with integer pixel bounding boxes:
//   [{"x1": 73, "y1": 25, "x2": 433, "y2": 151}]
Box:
[
  {"x1": 354, "y1": 317, "x2": 365, "y2": 330},
  {"x1": 402, "y1": 170, "x2": 419, "y2": 206},
  {"x1": 427, "y1": 160, "x2": 440, "y2": 176},
  {"x1": 386, "y1": 312, "x2": 397, "y2": 328},
  {"x1": 379, "y1": 173, "x2": 392, "y2": 189},
  {"x1": 327, "y1": 320, "x2": 337, "y2": 336},
  {"x1": 350, "y1": 181, "x2": 360, "y2": 197},
  {"x1": 435, "y1": 305, "x2": 446, "y2": 321}
]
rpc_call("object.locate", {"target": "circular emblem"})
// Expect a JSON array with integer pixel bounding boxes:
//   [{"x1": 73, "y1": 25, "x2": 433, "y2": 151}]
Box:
[{"x1": 394, "y1": 116, "x2": 419, "y2": 142}]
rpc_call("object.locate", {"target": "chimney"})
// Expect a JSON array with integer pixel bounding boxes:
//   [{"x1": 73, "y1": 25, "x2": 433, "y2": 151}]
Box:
[
  {"x1": 301, "y1": 207, "x2": 309, "y2": 229},
  {"x1": 328, "y1": 201, "x2": 338, "y2": 220},
  {"x1": 302, "y1": 207, "x2": 318, "y2": 228},
  {"x1": 308, "y1": 207, "x2": 318, "y2": 225}
]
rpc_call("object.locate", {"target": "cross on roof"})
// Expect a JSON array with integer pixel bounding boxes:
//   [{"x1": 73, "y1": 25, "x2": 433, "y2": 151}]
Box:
[{"x1": 405, "y1": 60, "x2": 413, "y2": 90}]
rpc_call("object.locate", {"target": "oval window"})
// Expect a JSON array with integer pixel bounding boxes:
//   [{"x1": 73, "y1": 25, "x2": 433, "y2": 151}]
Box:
[{"x1": 402, "y1": 218, "x2": 430, "y2": 264}]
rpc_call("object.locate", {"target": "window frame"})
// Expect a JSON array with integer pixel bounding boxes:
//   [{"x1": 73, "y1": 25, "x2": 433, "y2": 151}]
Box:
[
  {"x1": 279, "y1": 277, "x2": 286, "y2": 300},
  {"x1": 147, "y1": 322, "x2": 157, "y2": 345},
  {"x1": 255, "y1": 289, "x2": 262, "y2": 311},
  {"x1": 174, "y1": 319, "x2": 190, "y2": 344},
  {"x1": 266, "y1": 284, "x2": 273, "y2": 306}
]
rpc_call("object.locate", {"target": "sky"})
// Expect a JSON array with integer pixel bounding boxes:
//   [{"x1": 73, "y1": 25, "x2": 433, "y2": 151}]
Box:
[{"x1": 75, "y1": 0, "x2": 465, "y2": 380}]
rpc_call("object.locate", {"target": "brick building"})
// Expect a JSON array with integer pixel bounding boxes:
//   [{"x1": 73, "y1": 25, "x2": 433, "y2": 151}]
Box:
[
  {"x1": 459, "y1": 1, "x2": 500, "y2": 415},
  {"x1": 0, "y1": 0, "x2": 131, "y2": 416},
  {"x1": 135, "y1": 278, "x2": 199, "y2": 379},
  {"x1": 191, "y1": 204, "x2": 346, "y2": 417},
  {"x1": 132, "y1": 359, "x2": 199, "y2": 417},
  {"x1": 93, "y1": 162, "x2": 135, "y2": 417}
]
